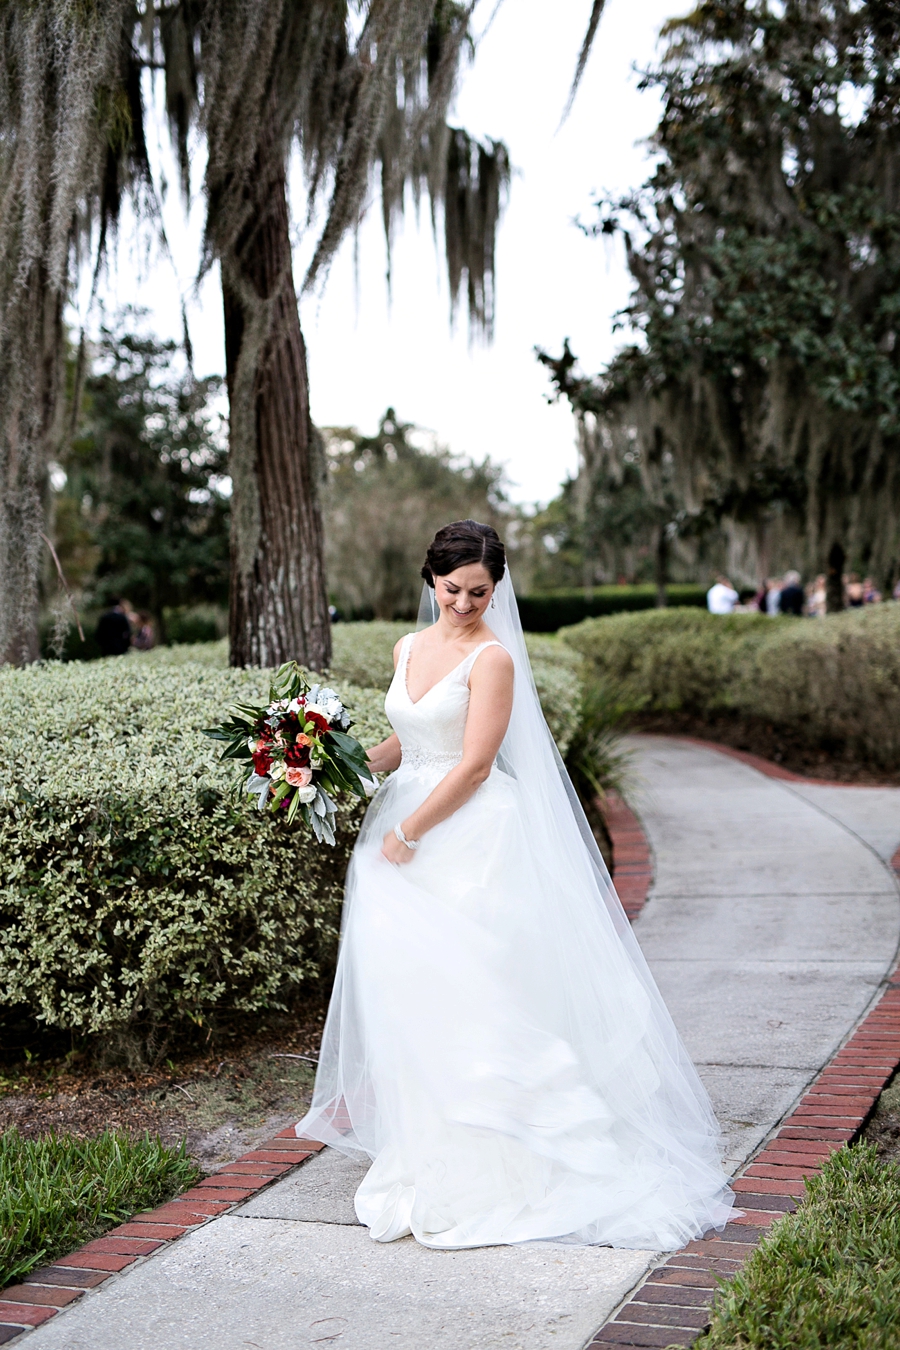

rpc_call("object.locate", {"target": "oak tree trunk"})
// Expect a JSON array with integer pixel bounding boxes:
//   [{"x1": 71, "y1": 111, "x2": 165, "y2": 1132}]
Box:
[
  {"x1": 1, "y1": 270, "x2": 62, "y2": 665},
  {"x1": 223, "y1": 157, "x2": 330, "y2": 670}
]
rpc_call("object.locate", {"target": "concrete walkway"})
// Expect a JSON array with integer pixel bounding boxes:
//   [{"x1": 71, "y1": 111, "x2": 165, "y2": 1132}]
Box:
[
  {"x1": 627, "y1": 736, "x2": 900, "y2": 1173},
  {"x1": 25, "y1": 739, "x2": 900, "y2": 1350}
]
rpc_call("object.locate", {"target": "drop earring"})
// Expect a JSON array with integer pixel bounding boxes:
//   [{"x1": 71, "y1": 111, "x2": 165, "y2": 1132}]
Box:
[{"x1": 490, "y1": 596, "x2": 496, "y2": 609}]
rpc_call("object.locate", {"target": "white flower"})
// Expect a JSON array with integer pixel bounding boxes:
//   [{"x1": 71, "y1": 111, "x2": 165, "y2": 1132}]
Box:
[
  {"x1": 295, "y1": 784, "x2": 318, "y2": 804},
  {"x1": 309, "y1": 756, "x2": 323, "y2": 770},
  {"x1": 323, "y1": 697, "x2": 343, "y2": 721},
  {"x1": 287, "y1": 697, "x2": 304, "y2": 714},
  {"x1": 305, "y1": 702, "x2": 327, "y2": 720},
  {"x1": 247, "y1": 737, "x2": 258, "y2": 752},
  {"x1": 269, "y1": 761, "x2": 286, "y2": 781}
]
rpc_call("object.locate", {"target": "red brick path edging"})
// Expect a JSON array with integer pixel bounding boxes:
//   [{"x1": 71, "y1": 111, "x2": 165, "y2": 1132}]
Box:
[
  {"x1": 607, "y1": 790, "x2": 653, "y2": 921},
  {"x1": 587, "y1": 785, "x2": 900, "y2": 1347},
  {"x1": 590, "y1": 968, "x2": 900, "y2": 1348},
  {"x1": 0, "y1": 1131, "x2": 326, "y2": 1343}
]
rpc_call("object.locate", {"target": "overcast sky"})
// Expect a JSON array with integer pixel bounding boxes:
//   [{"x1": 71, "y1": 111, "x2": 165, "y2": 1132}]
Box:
[{"x1": 80, "y1": 0, "x2": 680, "y2": 506}]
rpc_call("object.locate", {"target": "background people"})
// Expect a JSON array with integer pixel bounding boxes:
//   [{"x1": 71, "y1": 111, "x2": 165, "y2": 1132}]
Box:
[
  {"x1": 707, "y1": 575, "x2": 739, "y2": 614},
  {"x1": 778, "y1": 571, "x2": 804, "y2": 616},
  {"x1": 95, "y1": 599, "x2": 132, "y2": 657}
]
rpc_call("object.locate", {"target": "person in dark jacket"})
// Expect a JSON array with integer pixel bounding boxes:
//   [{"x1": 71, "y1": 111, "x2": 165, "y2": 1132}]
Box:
[
  {"x1": 96, "y1": 599, "x2": 132, "y2": 656},
  {"x1": 778, "y1": 571, "x2": 805, "y2": 616}
]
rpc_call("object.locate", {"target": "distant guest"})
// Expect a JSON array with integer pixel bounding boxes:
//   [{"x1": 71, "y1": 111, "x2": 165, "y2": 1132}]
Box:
[
  {"x1": 132, "y1": 611, "x2": 156, "y2": 651},
  {"x1": 846, "y1": 574, "x2": 865, "y2": 608},
  {"x1": 95, "y1": 599, "x2": 131, "y2": 657},
  {"x1": 778, "y1": 571, "x2": 804, "y2": 616},
  {"x1": 807, "y1": 574, "x2": 827, "y2": 617},
  {"x1": 765, "y1": 578, "x2": 782, "y2": 615},
  {"x1": 707, "y1": 576, "x2": 739, "y2": 614}
]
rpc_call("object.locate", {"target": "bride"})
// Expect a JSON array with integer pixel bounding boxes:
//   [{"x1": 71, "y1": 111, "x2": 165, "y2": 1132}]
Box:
[{"x1": 296, "y1": 519, "x2": 735, "y2": 1250}]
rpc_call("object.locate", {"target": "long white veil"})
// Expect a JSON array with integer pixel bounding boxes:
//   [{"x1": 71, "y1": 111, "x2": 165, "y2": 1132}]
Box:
[
  {"x1": 418, "y1": 566, "x2": 639, "y2": 946},
  {"x1": 417, "y1": 566, "x2": 733, "y2": 1215}
]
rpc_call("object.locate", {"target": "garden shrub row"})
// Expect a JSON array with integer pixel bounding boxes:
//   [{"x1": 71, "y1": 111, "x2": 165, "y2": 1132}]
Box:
[
  {"x1": 562, "y1": 602, "x2": 900, "y2": 771},
  {"x1": 515, "y1": 585, "x2": 710, "y2": 632},
  {"x1": 0, "y1": 624, "x2": 581, "y2": 1060}
]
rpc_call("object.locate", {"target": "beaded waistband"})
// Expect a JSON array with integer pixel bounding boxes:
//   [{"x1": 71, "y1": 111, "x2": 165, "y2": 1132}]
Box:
[{"x1": 399, "y1": 747, "x2": 463, "y2": 772}]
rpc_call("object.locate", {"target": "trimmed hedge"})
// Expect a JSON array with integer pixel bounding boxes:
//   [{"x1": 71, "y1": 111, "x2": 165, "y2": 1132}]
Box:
[
  {"x1": 562, "y1": 603, "x2": 900, "y2": 771},
  {"x1": 0, "y1": 624, "x2": 580, "y2": 1060},
  {"x1": 0, "y1": 655, "x2": 389, "y2": 1062},
  {"x1": 515, "y1": 585, "x2": 710, "y2": 633}
]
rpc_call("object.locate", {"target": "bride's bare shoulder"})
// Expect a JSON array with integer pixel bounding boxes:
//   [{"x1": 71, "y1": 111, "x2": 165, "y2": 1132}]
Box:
[{"x1": 469, "y1": 640, "x2": 514, "y2": 681}]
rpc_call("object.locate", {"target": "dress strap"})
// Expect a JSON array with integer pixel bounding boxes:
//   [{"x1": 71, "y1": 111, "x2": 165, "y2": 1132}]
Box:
[
  {"x1": 462, "y1": 639, "x2": 507, "y2": 686},
  {"x1": 398, "y1": 632, "x2": 415, "y2": 679}
]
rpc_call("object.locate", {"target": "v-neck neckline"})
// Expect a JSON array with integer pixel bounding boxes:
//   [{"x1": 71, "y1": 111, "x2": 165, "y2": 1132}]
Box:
[{"x1": 402, "y1": 634, "x2": 490, "y2": 707}]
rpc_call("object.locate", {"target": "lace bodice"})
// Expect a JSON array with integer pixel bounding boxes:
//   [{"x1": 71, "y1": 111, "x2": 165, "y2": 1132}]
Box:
[{"x1": 383, "y1": 633, "x2": 506, "y2": 774}]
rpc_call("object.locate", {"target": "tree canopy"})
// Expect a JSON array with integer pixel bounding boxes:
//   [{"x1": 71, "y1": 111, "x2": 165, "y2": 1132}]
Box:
[{"x1": 544, "y1": 0, "x2": 900, "y2": 595}]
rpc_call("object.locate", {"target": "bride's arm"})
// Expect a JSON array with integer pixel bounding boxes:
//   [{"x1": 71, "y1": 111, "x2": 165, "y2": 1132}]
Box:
[
  {"x1": 381, "y1": 645, "x2": 514, "y2": 865},
  {"x1": 364, "y1": 637, "x2": 405, "y2": 774},
  {"x1": 366, "y1": 733, "x2": 401, "y2": 774}
]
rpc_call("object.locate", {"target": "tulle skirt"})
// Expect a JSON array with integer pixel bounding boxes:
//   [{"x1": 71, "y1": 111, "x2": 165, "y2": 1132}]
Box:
[{"x1": 296, "y1": 762, "x2": 736, "y2": 1250}]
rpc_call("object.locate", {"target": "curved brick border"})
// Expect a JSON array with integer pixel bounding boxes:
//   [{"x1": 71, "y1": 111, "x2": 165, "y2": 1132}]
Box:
[
  {"x1": 587, "y1": 801, "x2": 900, "y2": 1345},
  {"x1": 607, "y1": 790, "x2": 654, "y2": 922},
  {"x1": 0, "y1": 1132, "x2": 326, "y2": 1343}
]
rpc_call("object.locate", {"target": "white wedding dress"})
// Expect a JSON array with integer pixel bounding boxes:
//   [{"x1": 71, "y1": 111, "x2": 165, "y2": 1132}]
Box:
[{"x1": 296, "y1": 574, "x2": 735, "y2": 1250}]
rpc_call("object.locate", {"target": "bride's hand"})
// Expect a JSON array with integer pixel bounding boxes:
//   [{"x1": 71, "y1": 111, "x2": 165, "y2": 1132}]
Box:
[{"x1": 382, "y1": 829, "x2": 415, "y2": 866}]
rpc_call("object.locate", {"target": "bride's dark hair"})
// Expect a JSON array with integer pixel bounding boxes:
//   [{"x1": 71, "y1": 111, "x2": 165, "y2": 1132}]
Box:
[{"x1": 421, "y1": 520, "x2": 506, "y2": 587}]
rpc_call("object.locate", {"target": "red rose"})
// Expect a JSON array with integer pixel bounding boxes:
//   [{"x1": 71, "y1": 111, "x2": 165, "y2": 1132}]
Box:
[
  {"x1": 284, "y1": 742, "x2": 311, "y2": 767},
  {"x1": 305, "y1": 711, "x2": 329, "y2": 734},
  {"x1": 252, "y1": 748, "x2": 273, "y2": 775}
]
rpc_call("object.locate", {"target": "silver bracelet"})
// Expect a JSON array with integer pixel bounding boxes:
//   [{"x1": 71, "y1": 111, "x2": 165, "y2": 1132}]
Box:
[{"x1": 394, "y1": 822, "x2": 420, "y2": 851}]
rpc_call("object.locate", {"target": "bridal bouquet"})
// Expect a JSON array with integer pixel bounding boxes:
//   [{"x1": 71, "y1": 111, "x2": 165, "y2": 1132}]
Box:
[{"x1": 204, "y1": 662, "x2": 374, "y2": 845}]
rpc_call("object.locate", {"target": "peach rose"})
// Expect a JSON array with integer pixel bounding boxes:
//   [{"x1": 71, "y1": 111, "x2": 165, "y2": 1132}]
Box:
[{"x1": 285, "y1": 765, "x2": 313, "y2": 788}]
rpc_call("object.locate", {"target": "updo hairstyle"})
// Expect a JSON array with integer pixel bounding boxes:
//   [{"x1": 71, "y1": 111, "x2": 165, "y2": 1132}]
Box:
[{"x1": 421, "y1": 520, "x2": 506, "y2": 588}]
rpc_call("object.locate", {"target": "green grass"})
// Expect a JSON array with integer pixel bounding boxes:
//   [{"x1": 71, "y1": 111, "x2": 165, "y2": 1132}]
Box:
[
  {"x1": 0, "y1": 1129, "x2": 199, "y2": 1288},
  {"x1": 694, "y1": 1144, "x2": 900, "y2": 1350}
]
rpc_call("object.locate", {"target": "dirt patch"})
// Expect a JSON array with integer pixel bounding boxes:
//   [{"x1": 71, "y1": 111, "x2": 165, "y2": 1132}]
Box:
[
  {"x1": 630, "y1": 710, "x2": 900, "y2": 785},
  {"x1": 863, "y1": 1078, "x2": 900, "y2": 1166},
  {"x1": 0, "y1": 1013, "x2": 325, "y2": 1171}
]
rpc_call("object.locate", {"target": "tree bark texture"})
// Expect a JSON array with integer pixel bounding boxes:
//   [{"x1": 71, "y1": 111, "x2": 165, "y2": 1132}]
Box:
[
  {"x1": 223, "y1": 160, "x2": 331, "y2": 671},
  {"x1": 1, "y1": 270, "x2": 62, "y2": 665}
]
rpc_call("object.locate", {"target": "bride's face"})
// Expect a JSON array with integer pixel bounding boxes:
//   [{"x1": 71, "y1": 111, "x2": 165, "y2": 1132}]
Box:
[{"x1": 434, "y1": 563, "x2": 495, "y2": 627}]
